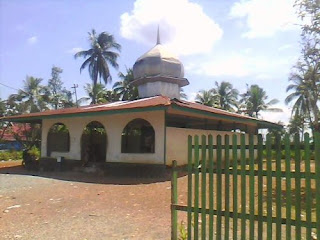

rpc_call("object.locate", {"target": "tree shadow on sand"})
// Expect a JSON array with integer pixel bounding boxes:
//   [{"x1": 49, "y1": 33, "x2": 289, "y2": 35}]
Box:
[{"x1": 0, "y1": 164, "x2": 187, "y2": 185}]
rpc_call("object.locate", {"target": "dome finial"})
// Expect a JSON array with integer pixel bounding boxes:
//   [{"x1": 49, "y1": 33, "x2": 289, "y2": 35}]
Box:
[{"x1": 156, "y1": 25, "x2": 161, "y2": 45}]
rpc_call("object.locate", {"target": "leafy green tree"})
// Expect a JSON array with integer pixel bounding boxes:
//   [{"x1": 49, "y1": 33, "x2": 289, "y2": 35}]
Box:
[
  {"x1": 286, "y1": 0, "x2": 320, "y2": 133},
  {"x1": 0, "y1": 98, "x2": 5, "y2": 117},
  {"x1": 211, "y1": 81, "x2": 239, "y2": 111},
  {"x1": 113, "y1": 68, "x2": 138, "y2": 101},
  {"x1": 195, "y1": 90, "x2": 216, "y2": 106},
  {"x1": 74, "y1": 29, "x2": 121, "y2": 95},
  {"x1": 48, "y1": 66, "x2": 63, "y2": 108},
  {"x1": 0, "y1": 98, "x2": 8, "y2": 142},
  {"x1": 47, "y1": 66, "x2": 74, "y2": 109},
  {"x1": 240, "y1": 84, "x2": 282, "y2": 118},
  {"x1": 295, "y1": 0, "x2": 319, "y2": 41}
]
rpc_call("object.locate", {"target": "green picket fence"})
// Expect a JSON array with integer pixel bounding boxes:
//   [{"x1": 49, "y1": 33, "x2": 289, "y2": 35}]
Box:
[{"x1": 171, "y1": 132, "x2": 320, "y2": 240}]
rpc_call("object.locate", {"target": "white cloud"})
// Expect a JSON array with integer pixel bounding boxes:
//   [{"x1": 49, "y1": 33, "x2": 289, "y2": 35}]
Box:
[
  {"x1": 255, "y1": 73, "x2": 273, "y2": 80},
  {"x1": 27, "y1": 36, "x2": 38, "y2": 44},
  {"x1": 187, "y1": 53, "x2": 293, "y2": 78},
  {"x1": 260, "y1": 104, "x2": 291, "y2": 124},
  {"x1": 67, "y1": 47, "x2": 83, "y2": 54},
  {"x1": 278, "y1": 44, "x2": 294, "y2": 51},
  {"x1": 199, "y1": 54, "x2": 250, "y2": 77},
  {"x1": 188, "y1": 92, "x2": 198, "y2": 102},
  {"x1": 120, "y1": 0, "x2": 223, "y2": 56},
  {"x1": 229, "y1": 0, "x2": 299, "y2": 38}
]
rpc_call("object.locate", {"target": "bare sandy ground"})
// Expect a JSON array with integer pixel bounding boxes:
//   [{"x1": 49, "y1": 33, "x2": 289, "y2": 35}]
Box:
[{"x1": 0, "y1": 161, "x2": 179, "y2": 240}]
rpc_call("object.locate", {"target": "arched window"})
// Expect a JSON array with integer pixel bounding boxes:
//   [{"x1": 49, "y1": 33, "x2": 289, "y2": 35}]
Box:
[
  {"x1": 47, "y1": 123, "x2": 70, "y2": 156},
  {"x1": 121, "y1": 119, "x2": 155, "y2": 153}
]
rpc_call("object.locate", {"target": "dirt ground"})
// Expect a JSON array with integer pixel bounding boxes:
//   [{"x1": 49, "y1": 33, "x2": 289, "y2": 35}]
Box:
[
  {"x1": 1, "y1": 160, "x2": 316, "y2": 239},
  {"x1": 0, "y1": 161, "x2": 183, "y2": 240}
]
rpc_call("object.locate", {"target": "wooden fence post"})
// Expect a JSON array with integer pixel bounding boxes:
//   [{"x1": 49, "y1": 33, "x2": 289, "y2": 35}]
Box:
[
  {"x1": 171, "y1": 160, "x2": 178, "y2": 240},
  {"x1": 187, "y1": 135, "x2": 193, "y2": 240}
]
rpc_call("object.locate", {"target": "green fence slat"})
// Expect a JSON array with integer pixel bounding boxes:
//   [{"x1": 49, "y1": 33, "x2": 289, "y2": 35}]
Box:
[
  {"x1": 275, "y1": 134, "x2": 282, "y2": 239},
  {"x1": 232, "y1": 134, "x2": 238, "y2": 240},
  {"x1": 266, "y1": 133, "x2": 273, "y2": 239},
  {"x1": 187, "y1": 135, "x2": 193, "y2": 240},
  {"x1": 257, "y1": 134, "x2": 263, "y2": 240},
  {"x1": 249, "y1": 134, "x2": 255, "y2": 239},
  {"x1": 194, "y1": 135, "x2": 200, "y2": 239},
  {"x1": 208, "y1": 134, "x2": 214, "y2": 240},
  {"x1": 240, "y1": 134, "x2": 246, "y2": 240},
  {"x1": 224, "y1": 135, "x2": 230, "y2": 240},
  {"x1": 171, "y1": 160, "x2": 178, "y2": 240},
  {"x1": 304, "y1": 133, "x2": 312, "y2": 239},
  {"x1": 295, "y1": 134, "x2": 301, "y2": 240},
  {"x1": 285, "y1": 134, "x2": 292, "y2": 240},
  {"x1": 315, "y1": 132, "x2": 320, "y2": 239},
  {"x1": 201, "y1": 135, "x2": 207, "y2": 240},
  {"x1": 174, "y1": 132, "x2": 320, "y2": 240},
  {"x1": 216, "y1": 135, "x2": 223, "y2": 240}
]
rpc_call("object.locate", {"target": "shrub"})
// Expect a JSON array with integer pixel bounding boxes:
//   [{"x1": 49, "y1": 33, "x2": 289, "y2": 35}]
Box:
[
  {"x1": 0, "y1": 150, "x2": 23, "y2": 161},
  {"x1": 27, "y1": 146, "x2": 40, "y2": 160}
]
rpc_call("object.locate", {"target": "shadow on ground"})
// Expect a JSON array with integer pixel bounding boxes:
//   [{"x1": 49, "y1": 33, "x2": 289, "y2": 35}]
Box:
[{"x1": 0, "y1": 164, "x2": 187, "y2": 185}]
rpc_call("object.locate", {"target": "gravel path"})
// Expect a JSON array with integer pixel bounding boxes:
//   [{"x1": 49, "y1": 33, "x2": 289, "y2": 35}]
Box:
[{"x1": 0, "y1": 161, "x2": 180, "y2": 240}]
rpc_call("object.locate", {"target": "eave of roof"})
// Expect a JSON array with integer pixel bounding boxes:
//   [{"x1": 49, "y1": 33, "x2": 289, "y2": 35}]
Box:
[
  {"x1": 0, "y1": 96, "x2": 282, "y2": 129},
  {"x1": 170, "y1": 99, "x2": 282, "y2": 129}
]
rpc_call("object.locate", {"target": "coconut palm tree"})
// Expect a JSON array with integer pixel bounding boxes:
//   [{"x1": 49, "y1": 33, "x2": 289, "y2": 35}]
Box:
[
  {"x1": 80, "y1": 83, "x2": 108, "y2": 105},
  {"x1": 74, "y1": 29, "x2": 121, "y2": 87},
  {"x1": 285, "y1": 63, "x2": 319, "y2": 133},
  {"x1": 240, "y1": 84, "x2": 282, "y2": 118},
  {"x1": 287, "y1": 114, "x2": 306, "y2": 140},
  {"x1": 105, "y1": 90, "x2": 120, "y2": 103},
  {"x1": 9, "y1": 76, "x2": 49, "y2": 113},
  {"x1": 113, "y1": 68, "x2": 138, "y2": 101},
  {"x1": 195, "y1": 90, "x2": 216, "y2": 107},
  {"x1": 180, "y1": 88, "x2": 188, "y2": 100},
  {"x1": 211, "y1": 81, "x2": 239, "y2": 111}
]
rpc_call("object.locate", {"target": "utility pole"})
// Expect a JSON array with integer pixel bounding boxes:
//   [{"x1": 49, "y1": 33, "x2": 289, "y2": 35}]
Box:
[{"x1": 71, "y1": 84, "x2": 79, "y2": 107}]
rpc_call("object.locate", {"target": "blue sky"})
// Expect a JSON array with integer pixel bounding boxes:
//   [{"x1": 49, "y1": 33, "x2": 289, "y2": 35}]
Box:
[{"x1": 0, "y1": 0, "x2": 302, "y2": 123}]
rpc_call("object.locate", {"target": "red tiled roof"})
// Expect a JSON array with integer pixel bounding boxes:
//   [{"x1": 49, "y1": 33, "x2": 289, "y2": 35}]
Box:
[
  {"x1": 0, "y1": 96, "x2": 171, "y2": 120},
  {"x1": 172, "y1": 99, "x2": 258, "y2": 120},
  {"x1": 0, "y1": 124, "x2": 30, "y2": 141},
  {"x1": 0, "y1": 96, "x2": 281, "y2": 128}
]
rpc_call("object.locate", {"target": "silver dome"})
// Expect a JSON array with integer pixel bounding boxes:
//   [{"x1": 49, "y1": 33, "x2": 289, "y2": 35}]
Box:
[{"x1": 133, "y1": 44, "x2": 184, "y2": 79}]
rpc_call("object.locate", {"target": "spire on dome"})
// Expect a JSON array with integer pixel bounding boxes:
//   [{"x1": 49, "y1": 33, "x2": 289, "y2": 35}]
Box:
[{"x1": 156, "y1": 25, "x2": 161, "y2": 45}]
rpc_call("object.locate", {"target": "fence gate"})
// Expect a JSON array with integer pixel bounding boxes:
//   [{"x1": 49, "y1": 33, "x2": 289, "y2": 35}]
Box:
[{"x1": 171, "y1": 133, "x2": 320, "y2": 240}]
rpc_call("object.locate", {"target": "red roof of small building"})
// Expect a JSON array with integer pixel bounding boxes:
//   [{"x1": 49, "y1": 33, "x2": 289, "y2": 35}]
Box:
[
  {"x1": 0, "y1": 124, "x2": 31, "y2": 141},
  {"x1": 0, "y1": 96, "x2": 281, "y2": 129}
]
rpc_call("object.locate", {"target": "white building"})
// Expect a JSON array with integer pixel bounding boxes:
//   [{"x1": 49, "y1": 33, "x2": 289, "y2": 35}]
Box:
[{"x1": 1, "y1": 33, "x2": 281, "y2": 168}]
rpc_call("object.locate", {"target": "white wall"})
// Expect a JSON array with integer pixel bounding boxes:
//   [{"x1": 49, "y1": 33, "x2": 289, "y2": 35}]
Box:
[
  {"x1": 41, "y1": 110, "x2": 165, "y2": 164},
  {"x1": 166, "y1": 127, "x2": 257, "y2": 166}
]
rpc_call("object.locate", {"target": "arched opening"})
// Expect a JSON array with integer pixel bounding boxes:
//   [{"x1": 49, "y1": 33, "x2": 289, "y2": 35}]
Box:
[
  {"x1": 47, "y1": 123, "x2": 70, "y2": 157},
  {"x1": 81, "y1": 121, "x2": 107, "y2": 164},
  {"x1": 121, "y1": 118, "x2": 155, "y2": 153}
]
